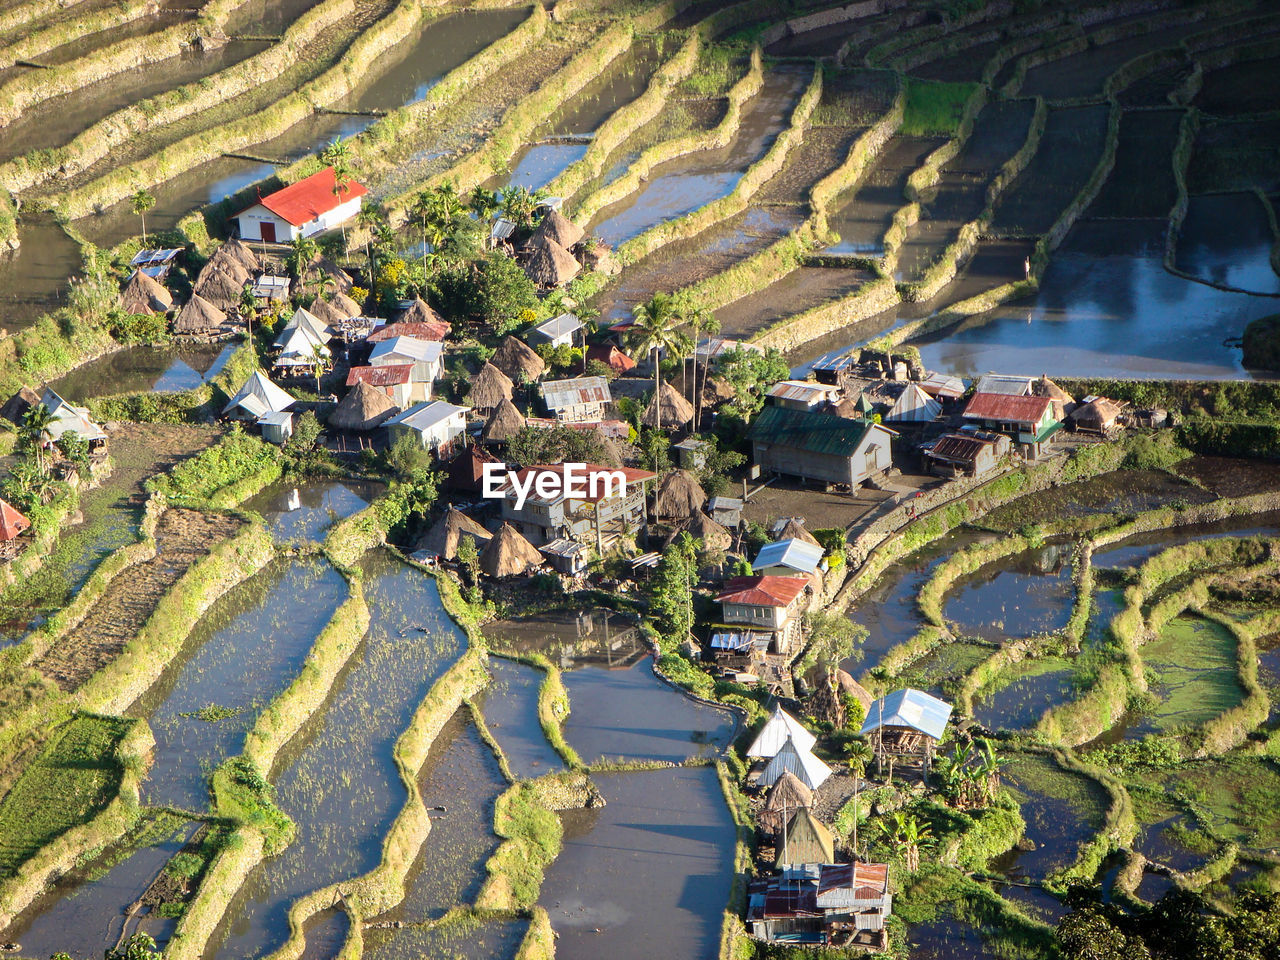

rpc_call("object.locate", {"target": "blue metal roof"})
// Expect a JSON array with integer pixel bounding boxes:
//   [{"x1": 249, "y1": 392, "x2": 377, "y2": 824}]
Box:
[
  {"x1": 753, "y1": 538, "x2": 825, "y2": 574},
  {"x1": 860, "y1": 688, "x2": 953, "y2": 740}
]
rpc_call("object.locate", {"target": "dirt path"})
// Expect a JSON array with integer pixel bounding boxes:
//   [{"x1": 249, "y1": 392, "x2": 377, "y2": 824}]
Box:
[{"x1": 33, "y1": 509, "x2": 242, "y2": 692}]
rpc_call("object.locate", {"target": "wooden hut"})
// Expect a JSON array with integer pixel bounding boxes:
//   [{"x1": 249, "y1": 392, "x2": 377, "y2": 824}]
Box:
[
  {"x1": 523, "y1": 236, "x2": 581, "y2": 288},
  {"x1": 491, "y1": 335, "x2": 545, "y2": 383},
  {"x1": 173, "y1": 294, "x2": 228, "y2": 336},
  {"x1": 304, "y1": 256, "x2": 354, "y2": 294},
  {"x1": 479, "y1": 522, "x2": 543, "y2": 578},
  {"x1": 121, "y1": 270, "x2": 173, "y2": 315},
  {"x1": 309, "y1": 295, "x2": 349, "y2": 328},
  {"x1": 666, "y1": 511, "x2": 732, "y2": 553},
  {"x1": 0, "y1": 386, "x2": 41, "y2": 427},
  {"x1": 1069, "y1": 397, "x2": 1124, "y2": 434},
  {"x1": 328, "y1": 380, "x2": 398, "y2": 432},
  {"x1": 417, "y1": 507, "x2": 492, "y2": 561},
  {"x1": 204, "y1": 247, "x2": 253, "y2": 285},
  {"x1": 641, "y1": 380, "x2": 694, "y2": 429},
  {"x1": 193, "y1": 263, "x2": 247, "y2": 313},
  {"x1": 528, "y1": 208, "x2": 584, "y2": 250},
  {"x1": 759, "y1": 771, "x2": 813, "y2": 837},
  {"x1": 400, "y1": 297, "x2": 446, "y2": 326},
  {"x1": 328, "y1": 290, "x2": 363, "y2": 319},
  {"x1": 776, "y1": 806, "x2": 835, "y2": 869},
  {"x1": 220, "y1": 237, "x2": 261, "y2": 273},
  {"x1": 653, "y1": 469, "x2": 705, "y2": 521},
  {"x1": 369, "y1": 319, "x2": 450, "y2": 343},
  {"x1": 860, "y1": 688, "x2": 953, "y2": 776},
  {"x1": 469, "y1": 362, "x2": 515, "y2": 416},
  {"x1": 482, "y1": 397, "x2": 526, "y2": 444},
  {"x1": 836, "y1": 669, "x2": 873, "y2": 713}
]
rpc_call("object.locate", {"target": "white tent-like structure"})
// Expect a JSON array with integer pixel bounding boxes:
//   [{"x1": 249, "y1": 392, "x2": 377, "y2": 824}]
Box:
[
  {"x1": 747, "y1": 705, "x2": 817, "y2": 759},
  {"x1": 273, "y1": 306, "x2": 330, "y2": 349},
  {"x1": 274, "y1": 323, "x2": 330, "y2": 371},
  {"x1": 886, "y1": 383, "x2": 942, "y2": 422},
  {"x1": 222, "y1": 371, "x2": 295, "y2": 420},
  {"x1": 758, "y1": 734, "x2": 832, "y2": 791}
]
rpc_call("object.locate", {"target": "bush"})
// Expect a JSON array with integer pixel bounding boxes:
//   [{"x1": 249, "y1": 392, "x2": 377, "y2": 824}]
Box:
[
  {"x1": 109, "y1": 311, "x2": 169, "y2": 345},
  {"x1": 145, "y1": 427, "x2": 280, "y2": 503}
]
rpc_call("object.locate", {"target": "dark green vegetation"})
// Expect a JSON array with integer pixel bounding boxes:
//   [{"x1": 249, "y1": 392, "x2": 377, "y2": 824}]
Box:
[{"x1": 1243, "y1": 314, "x2": 1280, "y2": 371}]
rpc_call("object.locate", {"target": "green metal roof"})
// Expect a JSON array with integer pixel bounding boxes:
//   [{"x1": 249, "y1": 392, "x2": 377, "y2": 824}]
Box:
[{"x1": 749, "y1": 404, "x2": 876, "y2": 457}]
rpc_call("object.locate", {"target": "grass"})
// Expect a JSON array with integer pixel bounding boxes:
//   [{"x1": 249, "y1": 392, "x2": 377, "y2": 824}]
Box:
[
  {"x1": 145, "y1": 427, "x2": 281, "y2": 505},
  {"x1": 1137, "y1": 615, "x2": 1244, "y2": 736},
  {"x1": 0, "y1": 714, "x2": 133, "y2": 877},
  {"x1": 900, "y1": 78, "x2": 977, "y2": 136}
]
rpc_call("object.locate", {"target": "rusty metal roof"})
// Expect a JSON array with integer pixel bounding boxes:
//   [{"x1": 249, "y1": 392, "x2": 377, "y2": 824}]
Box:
[
  {"x1": 540, "y1": 376, "x2": 612, "y2": 411},
  {"x1": 962, "y1": 392, "x2": 1053, "y2": 425}
]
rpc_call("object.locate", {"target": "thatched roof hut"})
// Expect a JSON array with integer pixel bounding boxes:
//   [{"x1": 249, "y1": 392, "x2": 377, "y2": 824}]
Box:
[
  {"x1": 666, "y1": 511, "x2": 731, "y2": 552},
  {"x1": 775, "y1": 517, "x2": 819, "y2": 546},
  {"x1": 491, "y1": 335, "x2": 545, "y2": 383},
  {"x1": 836, "y1": 669, "x2": 874, "y2": 712},
  {"x1": 776, "y1": 806, "x2": 835, "y2": 868},
  {"x1": 329, "y1": 290, "x2": 363, "y2": 319},
  {"x1": 759, "y1": 771, "x2": 813, "y2": 837},
  {"x1": 304, "y1": 256, "x2": 354, "y2": 294},
  {"x1": 653, "y1": 469, "x2": 706, "y2": 520},
  {"x1": 193, "y1": 265, "x2": 247, "y2": 312},
  {"x1": 328, "y1": 380, "x2": 398, "y2": 432},
  {"x1": 173, "y1": 294, "x2": 228, "y2": 335},
  {"x1": 523, "y1": 236, "x2": 580, "y2": 288},
  {"x1": 0, "y1": 385, "x2": 41, "y2": 427},
  {"x1": 121, "y1": 270, "x2": 173, "y2": 315},
  {"x1": 479, "y1": 522, "x2": 543, "y2": 578},
  {"x1": 309, "y1": 296, "x2": 348, "y2": 328},
  {"x1": 482, "y1": 397, "x2": 525, "y2": 443},
  {"x1": 400, "y1": 297, "x2": 446, "y2": 326},
  {"x1": 203, "y1": 248, "x2": 252, "y2": 286},
  {"x1": 220, "y1": 237, "x2": 261, "y2": 273},
  {"x1": 528, "y1": 208, "x2": 584, "y2": 250},
  {"x1": 1070, "y1": 397, "x2": 1124, "y2": 434},
  {"x1": 1033, "y1": 375, "x2": 1072, "y2": 420},
  {"x1": 418, "y1": 507, "x2": 492, "y2": 561},
  {"x1": 469, "y1": 362, "x2": 515, "y2": 415},
  {"x1": 642, "y1": 380, "x2": 694, "y2": 429}
]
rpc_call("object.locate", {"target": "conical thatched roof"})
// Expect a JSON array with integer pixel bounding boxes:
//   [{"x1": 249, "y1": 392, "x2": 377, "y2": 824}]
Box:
[
  {"x1": 829, "y1": 397, "x2": 862, "y2": 419},
  {"x1": 529, "y1": 208, "x2": 584, "y2": 250},
  {"x1": 1034, "y1": 374, "x2": 1071, "y2": 403},
  {"x1": 309, "y1": 296, "x2": 348, "y2": 328},
  {"x1": 479, "y1": 522, "x2": 543, "y2": 578},
  {"x1": 400, "y1": 297, "x2": 445, "y2": 326},
  {"x1": 777, "y1": 806, "x2": 835, "y2": 868},
  {"x1": 491, "y1": 336, "x2": 545, "y2": 383},
  {"x1": 328, "y1": 380, "x2": 398, "y2": 431},
  {"x1": 523, "y1": 236, "x2": 580, "y2": 288},
  {"x1": 482, "y1": 397, "x2": 525, "y2": 443},
  {"x1": 121, "y1": 270, "x2": 173, "y2": 315},
  {"x1": 599, "y1": 436, "x2": 626, "y2": 469},
  {"x1": 666, "y1": 511, "x2": 731, "y2": 552},
  {"x1": 836, "y1": 669, "x2": 874, "y2": 711},
  {"x1": 0, "y1": 385, "x2": 41, "y2": 427},
  {"x1": 203, "y1": 248, "x2": 252, "y2": 286},
  {"x1": 418, "y1": 507, "x2": 492, "y2": 561},
  {"x1": 305, "y1": 256, "x2": 353, "y2": 293},
  {"x1": 759, "y1": 771, "x2": 813, "y2": 836},
  {"x1": 173, "y1": 293, "x2": 228, "y2": 334},
  {"x1": 775, "y1": 517, "x2": 819, "y2": 546},
  {"x1": 642, "y1": 380, "x2": 694, "y2": 429},
  {"x1": 329, "y1": 290, "x2": 362, "y2": 319},
  {"x1": 653, "y1": 469, "x2": 705, "y2": 520},
  {"x1": 220, "y1": 237, "x2": 261, "y2": 273},
  {"x1": 470, "y1": 362, "x2": 515, "y2": 415},
  {"x1": 193, "y1": 265, "x2": 247, "y2": 312}
]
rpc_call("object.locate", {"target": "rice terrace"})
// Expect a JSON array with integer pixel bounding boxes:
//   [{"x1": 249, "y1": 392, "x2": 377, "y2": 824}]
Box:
[{"x1": 0, "y1": 0, "x2": 1279, "y2": 957}]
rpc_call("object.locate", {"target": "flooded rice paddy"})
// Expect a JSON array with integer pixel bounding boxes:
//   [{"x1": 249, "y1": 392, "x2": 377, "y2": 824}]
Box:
[
  {"x1": 480, "y1": 657, "x2": 564, "y2": 778},
  {"x1": 0, "y1": 218, "x2": 83, "y2": 332},
  {"x1": 995, "y1": 752, "x2": 1108, "y2": 882},
  {"x1": 244, "y1": 478, "x2": 380, "y2": 542},
  {"x1": 972, "y1": 658, "x2": 1076, "y2": 731},
  {"x1": 364, "y1": 916, "x2": 528, "y2": 960},
  {"x1": 49, "y1": 342, "x2": 236, "y2": 401},
  {"x1": 942, "y1": 542, "x2": 1076, "y2": 642},
  {"x1": 1175, "y1": 191, "x2": 1280, "y2": 295}
]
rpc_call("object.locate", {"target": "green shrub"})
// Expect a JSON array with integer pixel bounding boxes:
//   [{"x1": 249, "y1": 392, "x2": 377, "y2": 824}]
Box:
[{"x1": 145, "y1": 426, "x2": 280, "y2": 503}]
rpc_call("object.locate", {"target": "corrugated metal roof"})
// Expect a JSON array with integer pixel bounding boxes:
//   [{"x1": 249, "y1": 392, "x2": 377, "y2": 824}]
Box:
[
  {"x1": 962, "y1": 392, "x2": 1053, "y2": 425},
  {"x1": 753, "y1": 539, "x2": 825, "y2": 575},
  {"x1": 768, "y1": 380, "x2": 832, "y2": 404},
  {"x1": 540, "y1": 376, "x2": 611, "y2": 411},
  {"x1": 759, "y1": 736, "x2": 832, "y2": 790},
  {"x1": 243, "y1": 167, "x2": 367, "y2": 226},
  {"x1": 749, "y1": 405, "x2": 878, "y2": 457},
  {"x1": 919, "y1": 372, "x2": 965, "y2": 399},
  {"x1": 816, "y1": 862, "x2": 890, "y2": 908},
  {"x1": 386, "y1": 400, "x2": 468, "y2": 432},
  {"x1": 347, "y1": 364, "x2": 413, "y2": 387},
  {"x1": 861, "y1": 688, "x2": 953, "y2": 740},
  {"x1": 975, "y1": 374, "x2": 1034, "y2": 396},
  {"x1": 717, "y1": 575, "x2": 809, "y2": 608},
  {"x1": 369, "y1": 336, "x2": 443, "y2": 365},
  {"x1": 532, "y1": 312, "x2": 582, "y2": 341},
  {"x1": 747, "y1": 706, "x2": 816, "y2": 758},
  {"x1": 926, "y1": 434, "x2": 990, "y2": 464}
]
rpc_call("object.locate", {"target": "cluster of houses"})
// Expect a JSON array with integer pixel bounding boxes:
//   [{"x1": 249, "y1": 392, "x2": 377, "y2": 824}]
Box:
[{"x1": 742, "y1": 688, "x2": 954, "y2": 950}]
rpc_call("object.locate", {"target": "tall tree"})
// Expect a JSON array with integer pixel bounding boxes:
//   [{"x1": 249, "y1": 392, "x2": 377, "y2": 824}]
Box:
[
  {"x1": 130, "y1": 189, "x2": 156, "y2": 245},
  {"x1": 287, "y1": 234, "x2": 319, "y2": 280},
  {"x1": 628, "y1": 293, "x2": 688, "y2": 412},
  {"x1": 20, "y1": 402, "x2": 52, "y2": 474}
]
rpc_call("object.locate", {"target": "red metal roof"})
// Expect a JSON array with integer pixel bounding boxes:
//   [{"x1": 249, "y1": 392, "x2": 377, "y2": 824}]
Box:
[
  {"x1": 818, "y1": 862, "x2": 889, "y2": 898},
  {"x1": 0, "y1": 498, "x2": 30, "y2": 541},
  {"x1": 347, "y1": 364, "x2": 412, "y2": 387},
  {"x1": 962, "y1": 392, "x2": 1052, "y2": 425},
  {"x1": 717, "y1": 575, "x2": 809, "y2": 607},
  {"x1": 586, "y1": 344, "x2": 636, "y2": 372},
  {"x1": 244, "y1": 167, "x2": 368, "y2": 227},
  {"x1": 368, "y1": 321, "x2": 451, "y2": 343}
]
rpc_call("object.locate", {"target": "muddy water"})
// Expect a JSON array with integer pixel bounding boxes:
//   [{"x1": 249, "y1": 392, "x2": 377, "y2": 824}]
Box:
[
  {"x1": 211, "y1": 549, "x2": 466, "y2": 960},
  {"x1": 0, "y1": 40, "x2": 270, "y2": 164},
  {"x1": 37, "y1": 10, "x2": 192, "y2": 69},
  {"x1": 593, "y1": 205, "x2": 805, "y2": 326},
  {"x1": 715, "y1": 264, "x2": 872, "y2": 338},
  {"x1": 74, "y1": 7, "x2": 529, "y2": 244},
  {"x1": 905, "y1": 916, "x2": 997, "y2": 959},
  {"x1": 916, "y1": 220, "x2": 1278, "y2": 379},
  {"x1": 540, "y1": 767, "x2": 736, "y2": 960},
  {"x1": 994, "y1": 751, "x2": 1108, "y2": 881},
  {"x1": 825, "y1": 136, "x2": 944, "y2": 255},
  {"x1": 365, "y1": 917, "x2": 528, "y2": 960},
  {"x1": 1089, "y1": 108, "x2": 1182, "y2": 219},
  {"x1": 378, "y1": 710, "x2": 505, "y2": 922},
  {"x1": 501, "y1": 142, "x2": 590, "y2": 191},
  {"x1": 944, "y1": 542, "x2": 1076, "y2": 642},
  {"x1": 483, "y1": 608, "x2": 647, "y2": 665},
  {"x1": 1137, "y1": 813, "x2": 1212, "y2": 875},
  {"x1": 979, "y1": 469, "x2": 1217, "y2": 532},
  {"x1": 586, "y1": 68, "x2": 808, "y2": 245},
  {"x1": 244, "y1": 479, "x2": 381, "y2": 542},
  {"x1": 481, "y1": 657, "x2": 564, "y2": 778},
  {"x1": 893, "y1": 172, "x2": 987, "y2": 281},
  {"x1": 972, "y1": 658, "x2": 1076, "y2": 731},
  {"x1": 1, "y1": 819, "x2": 197, "y2": 959},
  {"x1": 1176, "y1": 192, "x2": 1280, "y2": 295},
  {"x1": 49, "y1": 342, "x2": 235, "y2": 401},
  {"x1": 898, "y1": 640, "x2": 991, "y2": 699},
  {"x1": 131, "y1": 557, "x2": 347, "y2": 810},
  {"x1": 1092, "y1": 510, "x2": 1280, "y2": 570},
  {"x1": 0, "y1": 218, "x2": 82, "y2": 333},
  {"x1": 844, "y1": 529, "x2": 997, "y2": 676}
]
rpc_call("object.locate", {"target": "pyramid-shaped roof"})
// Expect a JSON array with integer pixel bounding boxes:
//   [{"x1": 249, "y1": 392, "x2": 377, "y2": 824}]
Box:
[
  {"x1": 222, "y1": 370, "x2": 295, "y2": 418},
  {"x1": 328, "y1": 380, "x2": 398, "y2": 431},
  {"x1": 860, "y1": 688, "x2": 952, "y2": 740},
  {"x1": 759, "y1": 734, "x2": 832, "y2": 791},
  {"x1": 747, "y1": 705, "x2": 817, "y2": 759},
  {"x1": 0, "y1": 498, "x2": 31, "y2": 541}
]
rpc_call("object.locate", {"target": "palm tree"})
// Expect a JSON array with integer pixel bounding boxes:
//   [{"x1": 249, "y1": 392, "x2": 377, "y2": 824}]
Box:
[
  {"x1": 329, "y1": 161, "x2": 354, "y2": 259},
  {"x1": 21, "y1": 403, "x2": 52, "y2": 474},
  {"x1": 410, "y1": 189, "x2": 435, "y2": 278},
  {"x1": 501, "y1": 185, "x2": 546, "y2": 232},
  {"x1": 239, "y1": 286, "x2": 260, "y2": 342},
  {"x1": 310, "y1": 343, "x2": 329, "y2": 397},
  {"x1": 469, "y1": 187, "x2": 499, "y2": 221},
  {"x1": 287, "y1": 235, "x2": 319, "y2": 281},
  {"x1": 878, "y1": 812, "x2": 933, "y2": 872},
  {"x1": 843, "y1": 739, "x2": 874, "y2": 858},
  {"x1": 628, "y1": 293, "x2": 687, "y2": 411},
  {"x1": 130, "y1": 189, "x2": 156, "y2": 245},
  {"x1": 690, "y1": 306, "x2": 719, "y2": 432},
  {"x1": 974, "y1": 738, "x2": 1005, "y2": 805}
]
